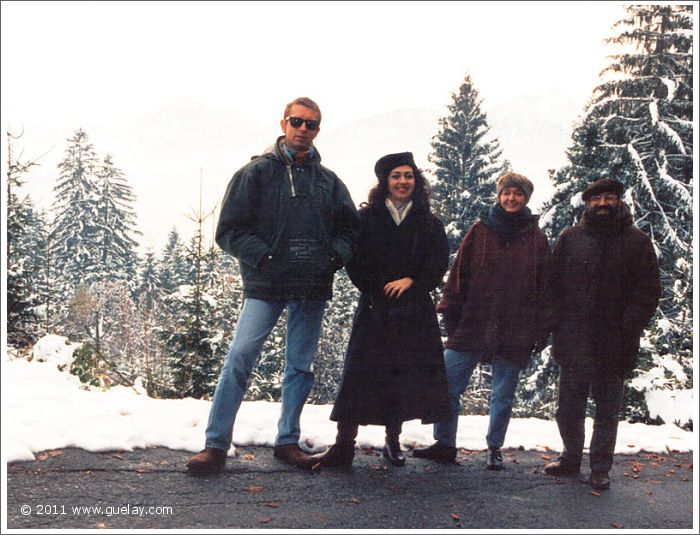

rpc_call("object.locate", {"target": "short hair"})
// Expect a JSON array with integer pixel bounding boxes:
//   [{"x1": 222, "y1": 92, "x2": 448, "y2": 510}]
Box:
[{"x1": 283, "y1": 97, "x2": 322, "y2": 122}]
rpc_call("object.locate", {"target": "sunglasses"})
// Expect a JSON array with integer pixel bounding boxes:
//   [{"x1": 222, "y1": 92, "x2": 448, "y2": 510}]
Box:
[{"x1": 285, "y1": 116, "x2": 320, "y2": 130}]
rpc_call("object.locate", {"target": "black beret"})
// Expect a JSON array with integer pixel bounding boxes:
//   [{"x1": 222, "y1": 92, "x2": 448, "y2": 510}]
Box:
[
  {"x1": 374, "y1": 152, "x2": 417, "y2": 181},
  {"x1": 582, "y1": 179, "x2": 624, "y2": 201}
]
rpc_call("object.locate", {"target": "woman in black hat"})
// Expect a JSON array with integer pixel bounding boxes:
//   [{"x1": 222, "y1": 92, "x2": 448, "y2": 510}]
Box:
[{"x1": 311, "y1": 152, "x2": 451, "y2": 467}]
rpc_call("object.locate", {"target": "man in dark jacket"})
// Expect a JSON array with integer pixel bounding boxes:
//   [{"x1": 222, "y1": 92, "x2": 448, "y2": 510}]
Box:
[
  {"x1": 187, "y1": 97, "x2": 359, "y2": 473},
  {"x1": 543, "y1": 179, "x2": 661, "y2": 491}
]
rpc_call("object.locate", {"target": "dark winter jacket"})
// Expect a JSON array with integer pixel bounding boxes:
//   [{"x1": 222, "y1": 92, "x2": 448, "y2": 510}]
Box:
[
  {"x1": 330, "y1": 202, "x2": 451, "y2": 425},
  {"x1": 551, "y1": 204, "x2": 661, "y2": 374},
  {"x1": 215, "y1": 137, "x2": 360, "y2": 300},
  {"x1": 437, "y1": 212, "x2": 551, "y2": 369}
]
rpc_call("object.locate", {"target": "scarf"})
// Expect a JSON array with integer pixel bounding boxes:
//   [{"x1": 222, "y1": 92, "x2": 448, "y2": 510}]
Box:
[
  {"x1": 385, "y1": 198, "x2": 413, "y2": 226},
  {"x1": 483, "y1": 203, "x2": 537, "y2": 242}
]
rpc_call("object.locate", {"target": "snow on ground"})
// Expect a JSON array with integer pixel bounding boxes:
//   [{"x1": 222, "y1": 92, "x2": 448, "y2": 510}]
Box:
[{"x1": 3, "y1": 336, "x2": 696, "y2": 463}]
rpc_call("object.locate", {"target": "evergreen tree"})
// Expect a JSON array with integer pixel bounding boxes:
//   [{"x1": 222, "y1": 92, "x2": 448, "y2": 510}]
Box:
[
  {"x1": 538, "y1": 5, "x2": 693, "y2": 424},
  {"x1": 137, "y1": 251, "x2": 162, "y2": 312},
  {"x1": 95, "y1": 154, "x2": 141, "y2": 288},
  {"x1": 6, "y1": 131, "x2": 41, "y2": 349},
  {"x1": 159, "y1": 227, "x2": 188, "y2": 294},
  {"x1": 32, "y1": 209, "x2": 59, "y2": 335},
  {"x1": 162, "y1": 201, "x2": 222, "y2": 398},
  {"x1": 50, "y1": 129, "x2": 102, "y2": 292},
  {"x1": 429, "y1": 74, "x2": 511, "y2": 250}
]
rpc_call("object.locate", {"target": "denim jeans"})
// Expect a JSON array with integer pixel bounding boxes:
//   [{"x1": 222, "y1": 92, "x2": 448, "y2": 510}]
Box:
[
  {"x1": 434, "y1": 349, "x2": 521, "y2": 449},
  {"x1": 205, "y1": 298, "x2": 326, "y2": 450}
]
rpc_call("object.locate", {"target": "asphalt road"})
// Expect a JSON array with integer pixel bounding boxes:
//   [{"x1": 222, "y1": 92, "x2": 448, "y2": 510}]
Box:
[{"x1": 6, "y1": 446, "x2": 694, "y2": 530}]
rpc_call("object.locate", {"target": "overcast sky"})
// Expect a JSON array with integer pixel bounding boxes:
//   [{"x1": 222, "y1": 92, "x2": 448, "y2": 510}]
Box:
[{"x1": 2, "y1": 1, "x2": 628, "y2": 252}]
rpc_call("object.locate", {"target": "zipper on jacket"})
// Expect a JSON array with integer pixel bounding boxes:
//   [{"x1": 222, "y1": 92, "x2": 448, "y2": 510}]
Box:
[{"x1": 286, "y1": 164, "x2": 297, "y2": 197}]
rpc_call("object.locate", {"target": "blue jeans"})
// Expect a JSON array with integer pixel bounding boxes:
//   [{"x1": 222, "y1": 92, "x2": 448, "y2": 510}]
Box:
[
  {"x1": 434, "y1": 349, "x2": 521, "y2": 449},
  {"x1": 205, "y1": 298, "x2": 326, "y2": 450}
]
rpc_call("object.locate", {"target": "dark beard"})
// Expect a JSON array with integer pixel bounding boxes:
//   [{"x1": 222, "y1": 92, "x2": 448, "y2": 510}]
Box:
[{"x1": 585, "y1": 205, "x2": 619, "y2": 226}]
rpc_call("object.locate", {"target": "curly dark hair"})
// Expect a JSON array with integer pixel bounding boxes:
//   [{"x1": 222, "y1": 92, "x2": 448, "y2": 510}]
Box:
[{"x1": 366, "y1": 165, "x2": 432, "y2": 213}]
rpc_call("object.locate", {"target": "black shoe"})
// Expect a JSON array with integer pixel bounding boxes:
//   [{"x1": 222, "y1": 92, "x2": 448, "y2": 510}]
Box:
[
  {"x1": 590, "y1": 470, "x2": 611, "y2": 490},
  {"x1": 383, "y1": 439, "x2": 406, "y2": 466},
  {"x1": 486, "y1": 447, "x2": 503, "y2": 470},
  {"x1": 309, "y1": 442, "x2": 355, "y2": 468},
  {"x1": 543, "y1": 459, "x2": 581, "y2": 476},
  {"x1": 412, "y1": 442, "x2": 457, "y2": 463}
]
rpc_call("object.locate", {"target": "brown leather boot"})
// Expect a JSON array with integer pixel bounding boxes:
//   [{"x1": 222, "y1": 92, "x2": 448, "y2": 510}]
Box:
[
  {"x1": 310, "y1": 442, "x2": 355, "y2": 467},
  {"x1": 186, "y1": 447, "x2": 227, "y2": 473},
  {"x1": 273, "y1": 444, "x2": 314, "y2": 470}
]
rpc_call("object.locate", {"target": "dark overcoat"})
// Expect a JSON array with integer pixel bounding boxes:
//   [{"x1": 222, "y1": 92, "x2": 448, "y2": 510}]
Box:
[
  {"x1": 437, "y1": 218, "x2": 552, "y2": 369},
  {"x1": 330, "y1": 202, "x2": 451, "y2": 425},
  {"x1": 551, "y1": 205, "x2": 661, "y2": 374}
]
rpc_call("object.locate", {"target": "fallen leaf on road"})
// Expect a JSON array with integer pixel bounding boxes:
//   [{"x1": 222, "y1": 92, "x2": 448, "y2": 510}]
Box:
[
  {"x1": 336, "y1": 497, "x2": 361, "y2": 505},
  {"x1": 259, "y1": 518, "x2": 272, "y2": 524},
  {"x1": 611, "y1": 523, "x2": 624, "y2": 528},
  {"x1": 264, "y1": 502, "x2": 280, "y2": 508},
  {"x1": 246, "y1": 485, "x2": 264, "y2": 493},
  {"x1": 627, "y1": 444, "x2": 635, "y2": 448},
  {"x1": 242, "y1": 454, "x2": 255, "y2": 461},
  {"x1": 590, "y1": 491, "x2": 602, "y2": 497},
  {"x1": 451, "y1": 513, "x2": 461, "y2": 521}
]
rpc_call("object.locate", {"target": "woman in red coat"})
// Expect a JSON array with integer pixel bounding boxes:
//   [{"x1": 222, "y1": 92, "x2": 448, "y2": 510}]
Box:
[{"x1": 413, "y1": 173, "x2": 551, "y2": 469}]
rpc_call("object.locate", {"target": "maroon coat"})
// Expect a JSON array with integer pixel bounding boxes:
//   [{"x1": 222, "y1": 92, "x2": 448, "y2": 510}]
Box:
[
  {"x1": 437, "y1": 219, "x2": 551, "y2": 369},
  {"x1": 551, "y1": 205, "x2": 661, "y2": 374}
]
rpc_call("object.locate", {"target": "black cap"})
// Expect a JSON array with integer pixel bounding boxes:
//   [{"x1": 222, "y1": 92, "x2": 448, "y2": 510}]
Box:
[
  {"x1": 374, "y1": 152, "x2": 417, "y2": 181},
  {"x1": 582, "y1": 179, "x2": 624, "y2": 201}
]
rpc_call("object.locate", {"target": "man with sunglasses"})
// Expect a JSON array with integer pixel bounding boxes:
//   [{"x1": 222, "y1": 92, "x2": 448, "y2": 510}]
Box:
[
  {"x1": 544, "y1": 178, "x2": 660, "y2": 491},
  {"x1": 187, "y1": 97, "x2": 359, "y2": 474}
]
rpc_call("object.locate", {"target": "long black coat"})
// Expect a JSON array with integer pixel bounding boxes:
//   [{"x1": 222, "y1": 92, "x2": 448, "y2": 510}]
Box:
[
  {"x1": 330, "y1": 203, "x2": 451, "y2": 426},
  {"x1": 551, "y1": 205, "x2": 661, "y2": 374}
]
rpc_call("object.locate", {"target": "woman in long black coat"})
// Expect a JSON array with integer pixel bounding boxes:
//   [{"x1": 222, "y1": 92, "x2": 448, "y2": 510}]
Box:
[{"x1": 312, "y1": 152, "x2": 450, "y2": 467}]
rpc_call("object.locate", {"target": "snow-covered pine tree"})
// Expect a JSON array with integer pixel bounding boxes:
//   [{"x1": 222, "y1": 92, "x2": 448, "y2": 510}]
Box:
[
  {"x1": 135, "y1": 251, "x2": 171, "y2": 395},
  {"x1": 95, "y1": 154, "x2": 141, "y2": 289},
  {"x1": 538, "y1": 5, "x2": 693, "y2": 424},
  {"x1": 162, "y1": 195, "x2": 222, "y2": 399},
  {"x1": 158, "y1": 227, "x2": 188, "y2": 294},
  {"x1": 429, "y1": 73, "x2": 511, "y2": 251},
  {"x1": 28, "y1": 209, "x2": 55, "y2": 336},
  {"x1": 6, "y1": 131, "x2": 41, "y2": 349},
  {"x1": 50, "y1": 129, "x2": 102, "y2": 315}
]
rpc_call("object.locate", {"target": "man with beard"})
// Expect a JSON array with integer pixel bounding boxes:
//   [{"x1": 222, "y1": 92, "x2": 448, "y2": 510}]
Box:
[{"x1": 543, "y1": 179, "x2": 660, "y2": 491}]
